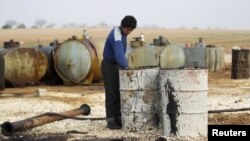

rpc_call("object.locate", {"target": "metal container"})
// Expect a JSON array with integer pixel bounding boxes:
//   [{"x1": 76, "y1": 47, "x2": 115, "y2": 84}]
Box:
[
  {"x1": 0, "y1": 47, "x2": 48, "y2": 87},
  {"x1": 205, "y1": 47, "x2": 225, "y2": 71},
  {"x1": 231, "y1": 49, "x2": 250, "y2": 79},
  {"x1": 0, "y1": 53, "x2": 5, "y2": 90},
  {"x1": 160, "y1": 45, "x2": 185, "y2": 69},
  {"x1": 128, "y1": 45, "x2": 164, "y2": 69},
  {"x1": 36, "y1": 44, "x2": 62, "y2": 85},
  {"x1": 119, "y1": 68, "x2": 162, "y2": 132},
  {"x1": 184, "y1": 47, "x2": 206, "y2": 68},
  {"x1": 53, "y1": 38, "x2": 102, "y2": 85},
  {"x1": 3, "y1": 39, "x2": 20, "y2": 49},
  {"x1": 90, "y1": 39, "x2": 105, "y2": 67},
  {"x1": 83, "y1": 39, "x2": 103, "y2": 83},
  {"x1": 159, "y1": 69, "x2": 208, "y2": 137},
  {"x1": 130, "y1": 41, "x2": 145, "y2": 48},
  {"x1": 153, "y1": 36, "x2": 170, "y2": 46}
]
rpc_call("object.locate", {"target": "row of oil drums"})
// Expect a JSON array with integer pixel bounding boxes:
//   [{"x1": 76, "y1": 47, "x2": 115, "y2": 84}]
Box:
[
  {"x1": 127, "y1": 44, "x2": 225, "y2": 71},
  {"x1": 0, "y1": 37, "x2": 104, "y2": 88}
]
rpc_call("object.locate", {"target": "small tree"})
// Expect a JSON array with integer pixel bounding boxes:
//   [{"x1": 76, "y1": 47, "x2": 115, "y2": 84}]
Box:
[
  {"x1": 79, "y1": 23, "x2": 86, "y2": 28},
  {"x1": 31, "y1": 25, "x2": 38, "y2": 29},
  {"x1": 62, "y1": 23, "x2": 76, "y2": 28},
  {"x1": 35, "y1": 19, "x2": 47, "y2": 28},
  {"x1": 46, "y1": 23, "x2": 56, "y2": 28},
  {"x1": 98, "y1": 21, "x2": 109, "y2": 28}
]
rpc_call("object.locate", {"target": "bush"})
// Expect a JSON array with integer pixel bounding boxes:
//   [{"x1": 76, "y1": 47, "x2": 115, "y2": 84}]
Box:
[
  {"x1": 16, "y1": 24, "x2": 26, "y2": 29},
  {"x1": 2, "y1": 24, "x2": 12, "y2": 29}
]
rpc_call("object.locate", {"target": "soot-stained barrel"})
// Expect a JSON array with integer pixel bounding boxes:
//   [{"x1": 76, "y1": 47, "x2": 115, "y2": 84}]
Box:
[{"x1": 159, "y1": 69, "x2": 208, "y2": 137}]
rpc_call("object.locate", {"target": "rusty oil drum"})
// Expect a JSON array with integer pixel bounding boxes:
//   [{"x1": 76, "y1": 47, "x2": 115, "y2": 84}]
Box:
[
  {"x1": 53, "y1": 38, "x2": 102, "y2": 85},
  {"x1": 0, "y1": 47, "x2": 48, "y2": 87},
  {"x1": 231, "y1": 49, "x2": 250, "y2": 79},
  {"x1": 36, "y1": 44, "x2": 62, "y2": 85}
]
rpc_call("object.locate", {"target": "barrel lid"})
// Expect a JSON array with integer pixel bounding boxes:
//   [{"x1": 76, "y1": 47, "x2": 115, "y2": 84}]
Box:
[{"x1": 53, "y1": 40, "x2": 91, "y2": 83}]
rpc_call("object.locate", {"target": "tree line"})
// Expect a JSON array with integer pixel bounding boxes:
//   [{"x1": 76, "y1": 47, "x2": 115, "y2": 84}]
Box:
[
  {"x1": 2, "y1": 19, "x2": 166, "y2": 30},
  {"x1": 1, "y1": 19, "x2": 109, "y2": 29},
  {"x1": 2, "y1": 19, "x2": 53, "y2": 29}
]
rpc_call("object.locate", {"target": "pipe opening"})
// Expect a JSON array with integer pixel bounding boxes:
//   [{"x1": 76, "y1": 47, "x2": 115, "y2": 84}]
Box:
[
  {"x1": 80, "y1": 104, "x2": 91, "y2": 115},
  {"x1": 1, "y1": 122, "x2": 14, "y2": 136}
]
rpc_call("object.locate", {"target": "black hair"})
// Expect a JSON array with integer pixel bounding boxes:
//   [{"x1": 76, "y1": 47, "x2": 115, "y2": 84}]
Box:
[{"x1": 120, "y1": 15, "x2": 137, "y2": 29}]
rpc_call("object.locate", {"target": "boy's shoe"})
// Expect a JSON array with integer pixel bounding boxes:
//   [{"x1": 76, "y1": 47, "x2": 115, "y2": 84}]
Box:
[
  {"x1": 107, "y1": 121, "x2": 122, "y2": 129},
  {"x1": 115, "y1": 117, "x2": 122, "y2": 126},
  {"x1": 107, "y1": 118, "x2": 122, "y2": 129}
]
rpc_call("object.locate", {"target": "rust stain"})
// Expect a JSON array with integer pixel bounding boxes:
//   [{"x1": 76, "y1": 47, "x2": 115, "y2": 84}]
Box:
[{"x1": 3, "y1": 48, "x2": 48, "y2": 87}]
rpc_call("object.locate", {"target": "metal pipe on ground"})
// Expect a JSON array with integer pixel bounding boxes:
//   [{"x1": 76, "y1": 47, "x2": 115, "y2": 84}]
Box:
[
  {"x1": 208, "y1": 107, "x2": 250, "y2": 113},
  {"x1": 1, "y1": 104, "x2": 91, "y2": 136}
]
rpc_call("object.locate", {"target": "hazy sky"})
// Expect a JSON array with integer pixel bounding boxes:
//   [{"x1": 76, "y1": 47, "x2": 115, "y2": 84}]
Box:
[{"x1": 1, "y1": 0, "x2": 250, "y2": 29}]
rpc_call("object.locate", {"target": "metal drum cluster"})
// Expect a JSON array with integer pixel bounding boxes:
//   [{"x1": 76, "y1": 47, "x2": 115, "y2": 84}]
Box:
[
  {"x1": 0, "y1": 36, "x2": 103, "y2": 87},
  {"x1": 120, "y1": 41, "x2": 210, "y2": 137}
]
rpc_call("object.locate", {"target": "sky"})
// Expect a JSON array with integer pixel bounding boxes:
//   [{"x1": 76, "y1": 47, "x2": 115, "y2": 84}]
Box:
[{"x1": 1, "y1": 0, "x2": 250, "y2": 29}]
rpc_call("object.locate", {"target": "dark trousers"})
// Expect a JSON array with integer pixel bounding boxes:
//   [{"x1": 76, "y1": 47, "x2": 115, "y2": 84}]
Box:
[{"x1": 101, "y1": 60, "x2": 121, "y2": 119}]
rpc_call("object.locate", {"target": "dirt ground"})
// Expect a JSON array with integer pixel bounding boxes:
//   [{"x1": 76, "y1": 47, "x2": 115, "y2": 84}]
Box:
[
  {"x1": 208, "y1": 66, "x2": 250, "y2": 125},
  {"x1": 0, "y1": 54, "x2": 250, "y2": 141}
]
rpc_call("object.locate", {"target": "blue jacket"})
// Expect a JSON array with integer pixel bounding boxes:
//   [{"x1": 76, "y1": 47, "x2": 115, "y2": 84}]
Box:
[{"x1": 103, "y1": 27, "x2": 128, "y2": 69}]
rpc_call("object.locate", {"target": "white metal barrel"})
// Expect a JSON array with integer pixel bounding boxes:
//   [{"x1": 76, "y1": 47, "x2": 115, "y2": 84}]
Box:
[
  {"x1": 159, "y1": 69, "x2": 208, "y2": 137},
  {"x1": 127, "y1": 45, "x2": 164, "y2": 69},
  {"x1": 184, "y1": 47, "x2": 206, "y2": 68},
  {"x1": 215, "y1": 47, "x2": 225, "y2": 71},
  {"x1": 205, "y1": 47, "x2": 225, "y2": 71},
  {"x1": 119, "y1": 68, "x2": 162, "y2": 132}
]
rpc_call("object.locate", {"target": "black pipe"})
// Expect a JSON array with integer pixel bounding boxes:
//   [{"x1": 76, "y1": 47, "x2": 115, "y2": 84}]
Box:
[{"x1": 208, "y1": 107, "x2": 250, "y2": 113}]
